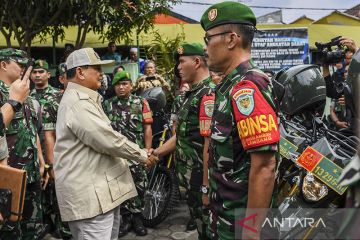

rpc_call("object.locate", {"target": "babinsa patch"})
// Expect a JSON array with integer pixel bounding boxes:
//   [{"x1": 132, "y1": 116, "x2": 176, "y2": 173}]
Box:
[
  {"x1": 233, "y1": 88, "x2": 254, "y2": 116},
  {"x1": 204, "y1": 99, "x2": 214, "y2": 117}
]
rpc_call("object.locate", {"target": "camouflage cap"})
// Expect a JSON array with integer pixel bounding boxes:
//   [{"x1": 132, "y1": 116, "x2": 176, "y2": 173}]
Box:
[
  {"x1": 0, "y1": 48, "x2": 29, "y2": 65},
  {"x1": 112, "y1": 71, "x2": 132, "y2": 85},
  {"x1": 34, "y1": 59, "x2": 49, "y2": 70},
  {"x1": 200, "y1": 1, "x2": 256, "y2": 31},
  {"x1": 174, "y1": 42, "x2": 204, "y2": 61},
  {"x1": 58, "y1": 63, "x2": 67, "y2": 76}
]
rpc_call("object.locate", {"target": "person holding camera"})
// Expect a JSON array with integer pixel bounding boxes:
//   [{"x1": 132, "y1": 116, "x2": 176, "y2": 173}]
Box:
[
  {"x1": 133, "y1": 60, "x2": 171, "y2": 95},
  {"x1": 322, "y1": 37, "x2": 358, "y2": 131}
]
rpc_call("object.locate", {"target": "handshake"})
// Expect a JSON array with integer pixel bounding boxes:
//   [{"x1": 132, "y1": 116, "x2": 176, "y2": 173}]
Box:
[{"x1": 143, "y1": 148, "x2": 160, "y2": 169}]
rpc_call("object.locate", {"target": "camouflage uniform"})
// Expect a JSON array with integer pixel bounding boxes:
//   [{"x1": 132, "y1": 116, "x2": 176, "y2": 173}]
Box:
[
  {"x1": 31, "y1": 86, "x2": 72, "y2": 239},
  {"x1": 176, "y1": 77, "x2": 215, "y2": 239},
  {"x1": 207, "y1": 61, "x2": 280, "y2": 239},
  {"x1": 30, "y1": 85, "x2": 62, "y2": 131},
  {"x1": 0, "y1": 81, "x2": 43, "y2": 240},
  {"x1": 170, "y1": 93, "x2": 186, "y2": 126},
  {"x1": 103, "y1": 94, "x2": 153, "y2": 213}
]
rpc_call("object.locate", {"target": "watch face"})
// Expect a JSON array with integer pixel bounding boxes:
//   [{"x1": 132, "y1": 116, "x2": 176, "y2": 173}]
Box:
[{"x1": 201, "y1": 186, "x2": 208, "y2": 194}]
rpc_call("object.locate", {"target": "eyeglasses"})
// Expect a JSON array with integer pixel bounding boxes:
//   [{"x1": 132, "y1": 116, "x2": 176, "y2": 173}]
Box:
[
  {"x1": 204, "y1": 31, "x2": 240, "y2": 45},
  {"x1": 32, "y1": 69, "x2": 46, "y2": 74}
]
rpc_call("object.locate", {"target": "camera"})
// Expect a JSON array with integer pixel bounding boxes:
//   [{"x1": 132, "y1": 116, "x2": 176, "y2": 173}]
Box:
[{"x1": 310, "y1": 36, "x2": 346, "y2": 65}]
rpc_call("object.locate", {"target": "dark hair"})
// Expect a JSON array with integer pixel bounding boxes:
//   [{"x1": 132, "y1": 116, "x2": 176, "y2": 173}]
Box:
[
  {"x1": 112, "y1": 65, "x2": 125, "y2": 75},
  {"x1": 108, "y1": 42, "x2": 116, "y2": 47},
  {"x1": 66, "y1": 66, "x2": 89, "y2": 79},
  {"x1": 222, "y1": 24, "x2": 255, "y2": 48}
]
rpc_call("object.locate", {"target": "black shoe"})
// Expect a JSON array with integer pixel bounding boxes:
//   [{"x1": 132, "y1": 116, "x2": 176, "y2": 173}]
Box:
[
  {"x1": 186, "y1": 217, "x2": 197, "y2": 231},
  {"x1": 118, "y1": 215, "x2": 132, "y2": 238},
  {"x1": 132, "y1": 213, "x2": 147, "y2": 236}
]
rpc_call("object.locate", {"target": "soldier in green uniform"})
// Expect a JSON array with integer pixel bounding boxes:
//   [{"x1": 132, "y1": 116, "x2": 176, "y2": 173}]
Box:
[
  {"x1": 30, "y1": 59, "x2": 62, "y2": 177},
  {"x1": 103, "y1": 71, "x2": 153, "y2": 237},
  {"x1": 0, "y1": 49, "x2": 48, "y2": 240},
  {"x1": 200, "y1": 2, "x2": 280, "y2": 239},
  {"x1": 152, "y1": 43, "x2": 215, "y2": 240}
]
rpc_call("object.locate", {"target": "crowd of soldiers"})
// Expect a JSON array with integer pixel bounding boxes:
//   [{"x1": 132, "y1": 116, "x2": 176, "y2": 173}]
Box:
[{"x1": 0, "y1": 1, "x2": 359, "y2": 240}]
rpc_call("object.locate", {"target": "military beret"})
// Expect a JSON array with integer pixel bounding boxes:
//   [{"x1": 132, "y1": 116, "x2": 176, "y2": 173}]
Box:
[
  {"x1": 0, "y1": 48, "x2": 28, "y2": 65},
  {"x1": 34, "y1": 59, "x2": 49, "y2": 70},
  {"x1": 200, "y1": 1, "x2": 256, "y2": 31},
  {"x1": 112, "y1": 71, "x2": 132, "y2": 85},
  {"x1": 174, "y1": 42, "x2": 204, "y2": 61}
]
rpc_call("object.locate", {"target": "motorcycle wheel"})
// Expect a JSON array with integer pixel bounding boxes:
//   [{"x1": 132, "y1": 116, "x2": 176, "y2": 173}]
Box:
[{"x1": 142, "y1": 166, "x2": 178, "y2": 227}]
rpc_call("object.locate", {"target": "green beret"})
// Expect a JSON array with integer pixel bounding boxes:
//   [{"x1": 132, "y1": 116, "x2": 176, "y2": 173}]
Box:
[
  {"x1": 0, "y1": 48, "x2": 28, "y2": 65},
  {"x1": 174, "y1": 42, "x2": 204, "y2": 61},
  {"x1": 112, "y1": 71, "x2": 131, "y2": 85},
  {"x1": 34, "y1": 59, "x2": 49, "y2": 70},
  {"x1": 200, "y1": 1, "x2": 256, "y2": 31}
]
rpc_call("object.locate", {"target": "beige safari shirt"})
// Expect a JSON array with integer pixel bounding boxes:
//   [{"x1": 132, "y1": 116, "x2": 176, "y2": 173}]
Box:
[{"x1": 54, "y1": 82, "x2": 147, "y2": 222}]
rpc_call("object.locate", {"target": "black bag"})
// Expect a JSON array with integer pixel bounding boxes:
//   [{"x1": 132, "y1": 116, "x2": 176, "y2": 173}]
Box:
[{"x1": 0, "y1": 188, "x2": 12, "y2": 219}]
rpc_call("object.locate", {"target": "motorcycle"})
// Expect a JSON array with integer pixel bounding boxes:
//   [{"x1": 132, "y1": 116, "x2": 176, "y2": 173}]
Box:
[
  {"x1": 277, "y1": 112, "x2": 359, "y2": 239},
  {"x1": 139, "y1": 87, "x2": 180, "y2": 227}
]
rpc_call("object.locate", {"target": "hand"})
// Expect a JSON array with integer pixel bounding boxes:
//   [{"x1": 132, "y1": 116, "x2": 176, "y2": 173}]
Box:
[
  {"x1": 340, "y1": 37, "x2": 358, "y2": 53},
  {"x1": 147, "y1": 148, "x2": 154, "y2": 157},
  {"x1": 336, "y1": 121, "x2": 348, "y2": 129},
  {"x1": 202, "y1": 193, "x2": 209, "y2": 206},
  {"x1": 338, "y1": 95, "x2": 345, "y2": 106},
  {"x1": 49, "y1": 169, "x2": 55, "y2": 180},
  {"x1": 9, "y1": 66, "x2": 32, "y2": 104},
  {"x1": 144, "y1": 154, "x2": 158, "y2": 169},
  {"x1": 39, "y1": 164, "x2": 49, "y2": 190},
  {"x1": 0, "y1": 213, "x2": 3, "y2": 222}
]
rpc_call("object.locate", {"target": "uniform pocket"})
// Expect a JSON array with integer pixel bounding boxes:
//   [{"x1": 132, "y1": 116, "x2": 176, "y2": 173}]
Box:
[{"x1": 106, "y1": 164, "x2": 134, "y2": 202}]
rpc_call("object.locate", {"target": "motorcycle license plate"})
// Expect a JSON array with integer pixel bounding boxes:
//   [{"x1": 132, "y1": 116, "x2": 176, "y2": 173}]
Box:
[
  {"x1": 279, "y1": 137, "x2": 299, "y2": 160},
  {"x1": 296, "y1": 147, "x2": 348, "y2": 195}
]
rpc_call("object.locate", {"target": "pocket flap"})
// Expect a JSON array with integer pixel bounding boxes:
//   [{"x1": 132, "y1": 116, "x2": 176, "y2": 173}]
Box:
[{"x1": 105, "y1": 163, "x2": 126, "y2": 181}]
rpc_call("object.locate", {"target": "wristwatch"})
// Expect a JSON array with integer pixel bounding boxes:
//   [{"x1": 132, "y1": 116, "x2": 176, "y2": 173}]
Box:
[
  {"x1": 7, "y1": 99, "x2": 22, "y2": 112},
  {"x1": 200, "y1": 185, "x2": 209, "y2": 194}
]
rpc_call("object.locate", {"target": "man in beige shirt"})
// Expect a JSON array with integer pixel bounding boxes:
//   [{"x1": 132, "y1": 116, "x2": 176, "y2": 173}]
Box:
[{"x1": 54, "y1": 48, "x2": 156, "y2": 240}]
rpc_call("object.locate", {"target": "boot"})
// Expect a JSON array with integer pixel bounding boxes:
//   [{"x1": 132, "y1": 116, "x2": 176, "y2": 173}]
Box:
[
  {"x1": 118, "y1": 214, "x2": 132, "y2": 238},
  {"x1": 132, "y1": 213, "x2": 147, "y2": 236}
]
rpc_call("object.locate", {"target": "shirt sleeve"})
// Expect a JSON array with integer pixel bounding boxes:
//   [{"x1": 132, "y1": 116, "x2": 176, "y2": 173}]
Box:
[
  {"x1": 142, "y1": 99, "x2": 153, "y2": 124},
  {"x1": 199, "y1": 93, "x2": 215, "y2": 137},
  {"x1": 231, "y1": 79, "x2": 280, "y2": 151},
  {"x1": 68, "y1": 100, "x2": 147, "y2": 163}
]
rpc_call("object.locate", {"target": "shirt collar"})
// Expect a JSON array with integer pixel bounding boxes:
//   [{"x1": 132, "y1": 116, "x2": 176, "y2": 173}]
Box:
[{"x1": 67, "y1": 82, "x2": 102, "y2": 104}]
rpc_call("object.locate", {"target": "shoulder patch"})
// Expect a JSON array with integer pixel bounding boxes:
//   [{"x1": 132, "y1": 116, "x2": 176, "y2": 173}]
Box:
[{"x1": 232, "y1": 88, "x2": 255, "y2": 116}]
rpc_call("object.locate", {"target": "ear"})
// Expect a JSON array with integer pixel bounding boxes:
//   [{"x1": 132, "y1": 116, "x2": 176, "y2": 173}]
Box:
[
  {"x1": 194, "y1": 57, "x2": 201, "y2": 69},
  {"x1": 227, "y1": 33, "x2": 239, "y2": 50},
  {"x1": 77, "y1": 67, "x2": 86, "y2": 80},
  {"x1": 0, "y1": 61, "x2": 7, "y2": 71}
]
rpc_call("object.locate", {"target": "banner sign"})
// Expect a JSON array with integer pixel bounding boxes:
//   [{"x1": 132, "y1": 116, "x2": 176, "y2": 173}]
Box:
[{"x1": 251, "y1": 28, "x2": 308, "y2": 72}]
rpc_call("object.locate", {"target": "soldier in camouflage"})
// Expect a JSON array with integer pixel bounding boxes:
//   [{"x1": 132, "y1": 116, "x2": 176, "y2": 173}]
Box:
[
  {"x1": 0, "y1": 59, "x2": 32, "y2": 223},
  {"x1": 103, "y1": 71, "x2": 153, "y2": 237},
  {"x1": 152, "y1": 43, "x2": 215, "y2": 240},
  {"x1": 0, "y1": 48, "x2": 48, "y2": 240},
  {"x1": 200, "y1": 2, "x2": 280, "y2": 239}
]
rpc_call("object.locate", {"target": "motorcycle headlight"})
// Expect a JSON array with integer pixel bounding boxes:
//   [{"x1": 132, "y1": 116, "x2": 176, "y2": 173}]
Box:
[{"x1": 302, "y1": 172, "x2": 328, "y2": 202}]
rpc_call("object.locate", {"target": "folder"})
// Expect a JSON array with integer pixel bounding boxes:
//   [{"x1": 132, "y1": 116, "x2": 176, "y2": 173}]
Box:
[{"x1": 0, "y1": 164, "x2": 27, "y2": 221}]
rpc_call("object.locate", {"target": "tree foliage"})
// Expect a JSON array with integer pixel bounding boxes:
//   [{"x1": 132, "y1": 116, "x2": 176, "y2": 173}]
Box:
[
  {"x1": 145, "y1": 27, "x2": 185, "y2": 100},
  {"x1": 0, "y1": 0, "x2": 181, "y2": 51}
]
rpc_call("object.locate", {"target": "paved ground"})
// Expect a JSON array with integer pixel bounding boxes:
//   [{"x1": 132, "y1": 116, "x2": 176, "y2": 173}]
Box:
[{"x1": 43, "y1": 198, "x2": 198, "y2": 240}]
